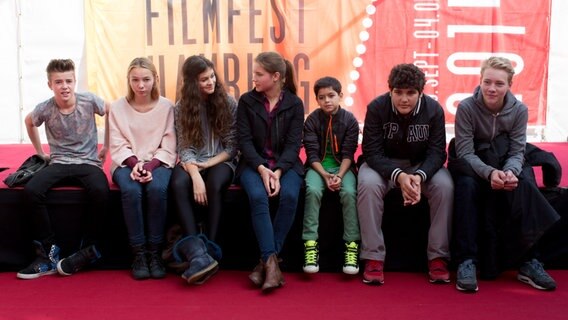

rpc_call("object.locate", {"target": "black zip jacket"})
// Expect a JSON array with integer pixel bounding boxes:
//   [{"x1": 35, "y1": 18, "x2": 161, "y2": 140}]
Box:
[
  {"x1": 237, "y1": 88, "x2": 304, "y2": 177},
  {"x1": 361, "y1": 92, "x2": 447, "y2": 182},
  {"x1": 303, "y1": 107, "x2": 359, "y2": 169}
]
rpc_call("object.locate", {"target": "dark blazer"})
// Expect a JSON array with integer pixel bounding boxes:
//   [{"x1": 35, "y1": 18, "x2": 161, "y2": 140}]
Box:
[{"x1": 236, "y1": 88, "x2": 304, "y2": 177}]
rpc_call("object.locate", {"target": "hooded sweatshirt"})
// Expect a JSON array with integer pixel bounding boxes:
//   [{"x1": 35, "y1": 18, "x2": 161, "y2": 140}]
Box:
[{"x1": 454, "y1": 86, "x2": 528, "y2": 180}]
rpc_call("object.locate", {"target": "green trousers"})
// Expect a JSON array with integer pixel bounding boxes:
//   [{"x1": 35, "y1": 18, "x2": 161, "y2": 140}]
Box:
[{"x1": 302, "y1": 168, "x2": 360, "y2": 242}]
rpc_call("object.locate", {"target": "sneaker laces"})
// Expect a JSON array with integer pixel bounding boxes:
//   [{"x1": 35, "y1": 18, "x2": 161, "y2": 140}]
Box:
[
  {"x1": 48, "y1": 245, "x2": 60, "y2": 264},
  {"x1": 526, "y1": 259, "x2": 547, "y2": 277},
  {"x1": 366, "y1": 260, "x2": 383, "y2": 272},
  {"x1": 458, "y1": 261, "x2": 475, "y2": 279},
  {"x1": 344, "y1": 242, "x2": 358, "y2": 266},
  {"x1": 304, "y1": 241, "x2": 318, "y2": 265},
  {"x1": 429, "y1": 259, "x2": 447, "y2": 272}
]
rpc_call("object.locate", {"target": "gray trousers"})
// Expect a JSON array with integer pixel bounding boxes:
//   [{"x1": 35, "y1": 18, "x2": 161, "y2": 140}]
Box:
[{"x1": 357, "y1": 162, "x2": 453, "y2": 261}]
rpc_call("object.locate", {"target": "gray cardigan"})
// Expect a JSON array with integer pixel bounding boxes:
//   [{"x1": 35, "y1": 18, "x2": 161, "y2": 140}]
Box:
[{"x1": 175, "y1": 95, "x2": 238, "y2": 172}]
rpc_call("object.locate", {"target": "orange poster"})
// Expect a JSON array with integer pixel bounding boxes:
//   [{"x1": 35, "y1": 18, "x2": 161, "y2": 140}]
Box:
[
  {"x1": 355, "y1": 0, "x2": 551, "y2": 125},
  {"x1": 85, "y1": 0, "x2": 551, "y2": 125},
  {"x1": 85, "y1": 0, "x2": 370, "y2": 116}
]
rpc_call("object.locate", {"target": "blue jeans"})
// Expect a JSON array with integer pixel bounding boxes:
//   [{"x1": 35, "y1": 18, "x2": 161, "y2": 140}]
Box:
[
  {"x1": 113, "y1": 166, "x2": 172, "y2": 247},
  {"x1": 239, "y1": 167, "x2": 302, "y2": 262}
]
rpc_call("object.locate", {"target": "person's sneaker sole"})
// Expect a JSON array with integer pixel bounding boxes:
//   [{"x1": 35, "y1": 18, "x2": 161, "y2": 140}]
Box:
[
  {"x1": 362, "y1": 278, "x2": 384, "y2": 285},
  {"x1": 16, "y1": 269, "x2": 57, "y2": 280},
  {"x1": 517, "y1": 274, "x2": 556, "y2": 291},
  {"x1": 456, "y1": 283, "x2": 478, "y2": 292},
  {"x1": 429, "y1": 277, "x2": 451, "y2": 284},
  {"x1": 343, "y1": 266, "x2": 359, "y2": 275},
  {"x1": 303, "y1": 265, "x2": 319, "y2": 273},
  {"x1": 56, "y1": 259, "x2": 72, "y2": 276}
]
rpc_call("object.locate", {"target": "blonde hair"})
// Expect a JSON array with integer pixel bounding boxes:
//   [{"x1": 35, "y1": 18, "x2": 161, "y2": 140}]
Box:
[
  {"x1": 126, "y1": 57, "x2": 160, "y2": 101},
  {"x1": 481, "y1": 57, "x2": 515, "y2": 85}
]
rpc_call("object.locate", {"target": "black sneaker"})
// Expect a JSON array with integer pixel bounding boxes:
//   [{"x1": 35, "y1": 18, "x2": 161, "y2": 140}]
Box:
[
  {"x1": 456, "y1": 259, "x2": 478, "y2": 292},
  {"x1": 17, "y1": 242, "x2": 60, "y2": 280},
  {"x1": 517, "y1": 259, "x2": 557, "y2": 290},
  {"x1": 148, "y1": 252, "x2": 166, "y2": 279},
  {"x1": 57, "y1": 245, "x2": 101, "y2": 276}
]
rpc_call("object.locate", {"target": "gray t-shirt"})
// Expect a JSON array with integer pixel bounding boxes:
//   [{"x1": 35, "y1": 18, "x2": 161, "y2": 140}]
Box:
[{"x1": 31, "y1": 92, "x2": 105, "y2": 167}]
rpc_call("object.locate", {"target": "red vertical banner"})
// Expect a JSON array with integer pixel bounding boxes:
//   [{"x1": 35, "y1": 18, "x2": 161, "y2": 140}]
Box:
[{"x1": 354, "y1": 0, "x2": 551, "y2": 125}]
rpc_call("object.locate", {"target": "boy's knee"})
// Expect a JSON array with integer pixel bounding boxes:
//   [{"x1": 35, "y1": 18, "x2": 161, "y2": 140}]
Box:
[{"x1": 305, "y1": 185, "x2": 323, "y2": 198}]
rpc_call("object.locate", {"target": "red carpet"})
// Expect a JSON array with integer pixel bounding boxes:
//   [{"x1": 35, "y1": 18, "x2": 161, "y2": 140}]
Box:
[{"x1": 0, "y1": 270, "x2": 566, "y2": 320}]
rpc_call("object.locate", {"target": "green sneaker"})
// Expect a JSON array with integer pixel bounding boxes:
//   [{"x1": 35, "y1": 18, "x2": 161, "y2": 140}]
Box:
[
  {"x1": 343, "y1": 241, "x2": 359, "y2": 275},
  {"x1": 303, "y1": 240, "x2": 319, "y2": 273}
]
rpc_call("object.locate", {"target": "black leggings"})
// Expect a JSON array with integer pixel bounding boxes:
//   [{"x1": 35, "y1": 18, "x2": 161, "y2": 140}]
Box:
[{"x1": 169, "y1": 163, "x2": 233, "y2": 242}]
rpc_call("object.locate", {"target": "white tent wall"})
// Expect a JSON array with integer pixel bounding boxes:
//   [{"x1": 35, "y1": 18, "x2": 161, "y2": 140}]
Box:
[
  {"x1": 0, "y1": 0, "x2": 22, "y2": 143},
  {"x1": 0, "y1": 0, "x2": 86, "y2": 144},
  {"x1": 546, "y1": 0, "x2": 568, "y2": 142},
  {"x1": 0, "y1": 0, "x2": 567, "y2": 143}
]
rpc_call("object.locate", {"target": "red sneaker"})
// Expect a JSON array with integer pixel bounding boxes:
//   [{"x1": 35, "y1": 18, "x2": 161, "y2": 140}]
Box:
[
  {"x1": 362, "y1": 260, "x2": 384, "y2": 285},
  {"x1": 428, "y1": 258, "x2": 450, "y2": 283}
]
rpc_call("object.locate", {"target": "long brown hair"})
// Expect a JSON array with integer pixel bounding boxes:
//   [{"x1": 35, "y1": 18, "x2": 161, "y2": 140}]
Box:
[{"x1": 177, "y1": 55, "x2": 232, "y2": 149}]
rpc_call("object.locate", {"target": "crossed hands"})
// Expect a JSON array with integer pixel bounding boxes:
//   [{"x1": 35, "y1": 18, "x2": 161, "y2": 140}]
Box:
[
  {"x1": 258, "y1": 165, "x2": 281, "y2": 197},
  {"x1": 130, "y1": 162, "x2": 153, "y2": 183},
  {"x1": 397, "y1": 172, "x2": 422, "y2": 206},
  {"x1": 323, "y1": 172, "x2": 342, "y2": 192},
  {"x1": 489, "y1": 169, "x2": 518, "y2": 191}
]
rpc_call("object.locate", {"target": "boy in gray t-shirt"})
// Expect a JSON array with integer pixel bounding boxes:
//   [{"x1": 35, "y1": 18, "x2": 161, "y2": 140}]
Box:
[{"x1": 17, "y1": 59, "x2": 110, "y2": 280}]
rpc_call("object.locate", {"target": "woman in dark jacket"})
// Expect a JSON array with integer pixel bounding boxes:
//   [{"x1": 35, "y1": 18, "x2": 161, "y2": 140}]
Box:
[{"x1": 237, "y1": 51, "x2": 304, "y2": 292}]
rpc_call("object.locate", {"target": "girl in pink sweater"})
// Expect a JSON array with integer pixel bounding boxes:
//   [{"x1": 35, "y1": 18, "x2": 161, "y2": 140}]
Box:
[{"x1": 109, "y1": 57, "x2": 176, "y2": 280}]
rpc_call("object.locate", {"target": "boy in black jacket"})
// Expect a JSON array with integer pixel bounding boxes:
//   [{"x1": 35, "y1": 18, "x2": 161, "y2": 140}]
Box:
[
  {"x1": 357, "y1": 64, "x2": 453, "y2": 285},
  {"x1": 302, "y1": 77, "x2": 360, "y2": 275}
]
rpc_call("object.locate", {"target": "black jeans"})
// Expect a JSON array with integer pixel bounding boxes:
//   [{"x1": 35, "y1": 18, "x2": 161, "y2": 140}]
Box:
[
  {"x1": 453, "y1": 167, "x2": 560, "y2": 271},
  {"x1": 23, "y1": 163, "x2": 109, "y2": 247}
]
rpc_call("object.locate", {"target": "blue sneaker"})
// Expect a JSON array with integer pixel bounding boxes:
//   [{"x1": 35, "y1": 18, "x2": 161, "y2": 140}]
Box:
[
  {"x1": 518, "y1": 259, "x2": 557, "y2": 290},
  {"x1": 17, "y1": 241, "x2": 60, "y2": 280},
  {"x1": 456, "y1": 259, "x2": 478, "y2": 292}
]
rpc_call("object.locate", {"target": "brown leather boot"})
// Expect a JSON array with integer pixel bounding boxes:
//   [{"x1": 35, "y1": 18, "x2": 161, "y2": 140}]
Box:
[
  {"x1": 262, "y1": 254, "x2": 284, "y2": 292},
  {"x1": 249, "y1": 259, "x2": 264, "y2": 287}
]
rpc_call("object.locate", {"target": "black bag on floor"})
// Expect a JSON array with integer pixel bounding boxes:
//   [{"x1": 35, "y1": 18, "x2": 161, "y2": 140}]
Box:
[{"x1": 3, "y1": 155, "x2": 49, "y2": 188}]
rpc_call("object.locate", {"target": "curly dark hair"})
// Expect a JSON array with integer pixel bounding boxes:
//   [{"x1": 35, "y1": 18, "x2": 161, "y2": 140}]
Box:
[
  {"x1": 387, "y1": 63, "x2": 426, "y2": 92},
  {"x1": 177, "y1": 55, "x2": 232, "y2": 149}
]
